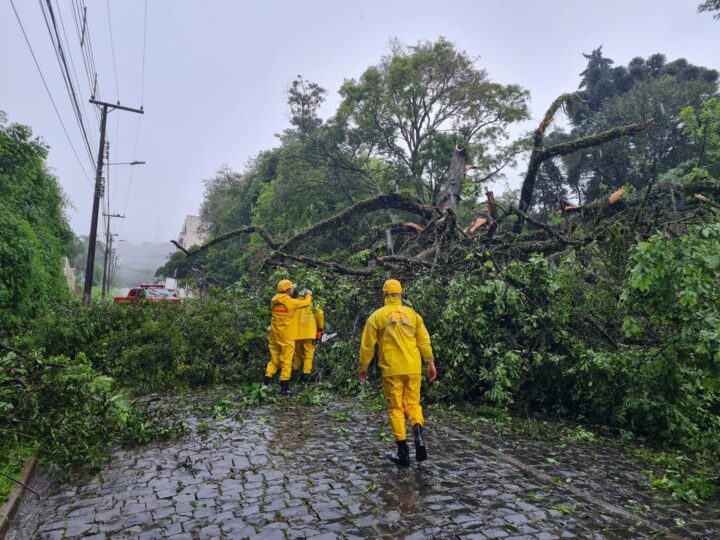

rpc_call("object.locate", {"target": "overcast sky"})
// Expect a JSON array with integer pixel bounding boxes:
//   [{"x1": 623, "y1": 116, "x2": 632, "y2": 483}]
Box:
[{"x1": 2, "y1": 0, "x2": 718, "y2": 245}]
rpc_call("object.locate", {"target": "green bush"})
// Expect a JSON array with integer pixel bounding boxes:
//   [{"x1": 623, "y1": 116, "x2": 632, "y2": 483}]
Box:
[
  {"x1": 0, "y1": 118, "x2": 72, "y2": 335},
  {"x1": 0, "y1": 348, "x2": 176, "y2": 475}
]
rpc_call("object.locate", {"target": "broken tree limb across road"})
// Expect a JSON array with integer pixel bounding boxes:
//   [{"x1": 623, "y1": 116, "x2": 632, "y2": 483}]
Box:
[{"x1": 173, "y1": 93, "x2": 673, "y2": 281}]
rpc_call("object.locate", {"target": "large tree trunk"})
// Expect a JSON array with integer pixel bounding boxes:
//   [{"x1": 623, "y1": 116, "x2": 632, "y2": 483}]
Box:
[{"x1": 438, "y1": 146, "x2": 468, "y2": 211}]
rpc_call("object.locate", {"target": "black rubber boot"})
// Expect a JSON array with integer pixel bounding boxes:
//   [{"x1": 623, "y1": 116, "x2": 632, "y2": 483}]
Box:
[
  {"x1": 388, "y1": 440, "x2": 411, "y2": 467},
  {"x1": 279, "y1": 380, "x2": 293, "y2": 396},
  {"x1": 262, "y1": 375, "x2": 271, "y2": 387},
  {"x1": 412, "y1": 424, "x2": 427, "y2": 462},
  {"x1": 300, "y1": 373, "x2": 311, "y2": 384}
]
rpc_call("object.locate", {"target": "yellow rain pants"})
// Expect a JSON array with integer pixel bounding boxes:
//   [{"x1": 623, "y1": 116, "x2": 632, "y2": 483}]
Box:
[
  {"x1": 292, "y1": 301, "x2": 324, "y2": 375},
  {"x1": 382, "y1": 374, "x2": 424, "y2": 441},
  {"x1": 292, "y1": 339, "x2": 316, "y2": 374},
  {"x1": 266, "y1": 338, "x2": 296, "y2": 381}
]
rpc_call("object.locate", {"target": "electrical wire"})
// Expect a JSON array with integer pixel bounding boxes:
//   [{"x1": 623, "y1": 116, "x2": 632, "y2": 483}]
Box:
[
  {"x1": 105, "y1": 0, "x2": 120, "y2": 101},
  {"x1": 54, "y1": 0, "x2": 99, "y2": 144},
  {"x1": 68, "y1": 0, "x2": 101, "y2": 126},
  {"x1": 122, "y1": 0, "x2": 148, "y2": 219},
  {"x1": 39, "y1": 0, "x2": 96, "y2": 166},
  {"x1": 71, "y1": 0, "x2": 101, "y2": 101},
  {"x1": 140, "y1": 0, "x2": 147, "y2": 106},
  {"x1": 9, "y1": 0, "x2": 92, "y2": 184},
  {"x1": 40, "y1": 0, "x2": 94, "y2": 159}
]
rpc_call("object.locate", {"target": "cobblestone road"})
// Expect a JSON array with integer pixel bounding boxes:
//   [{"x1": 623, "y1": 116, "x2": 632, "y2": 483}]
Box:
[{"x1": 7, "y1": 391, "x2": 719, "y2": 539}]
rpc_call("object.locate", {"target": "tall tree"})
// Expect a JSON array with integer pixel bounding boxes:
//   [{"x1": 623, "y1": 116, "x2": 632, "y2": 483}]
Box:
[
  {"x1": 287, "y1": 76, "x2": 327, "y2": 135},
  {"x1": 559, "y1": 52, "x2": 719, "y2": 200},
  {"x1": 0, "y1": 114, "x2": 72, "y2": 333},
  {"x1": 336, "y1": 38, "x2": 530, "y2": 203}
]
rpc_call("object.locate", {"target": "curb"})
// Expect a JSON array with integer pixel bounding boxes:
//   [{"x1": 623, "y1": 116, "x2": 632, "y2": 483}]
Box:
[{"x1": 0, "y1": 455, "x2": 37, "y2": 539}]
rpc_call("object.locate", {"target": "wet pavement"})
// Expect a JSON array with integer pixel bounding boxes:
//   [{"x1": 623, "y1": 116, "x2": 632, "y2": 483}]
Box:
[{"x1": 7, "y1": 391, "x2": 719, "y2": 539}]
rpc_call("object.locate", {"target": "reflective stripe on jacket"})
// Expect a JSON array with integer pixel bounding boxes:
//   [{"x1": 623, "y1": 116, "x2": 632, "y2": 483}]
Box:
[{"x1": 270, "y1": 293, "x2": 312, "y2": 343}]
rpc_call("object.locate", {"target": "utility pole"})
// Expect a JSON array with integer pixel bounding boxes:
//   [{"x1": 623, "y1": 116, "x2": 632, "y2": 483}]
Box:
[
  {"x1": 109, "y1": 248, "x2": 118, "y2": 289},
  {"x1": 101, "y1": 215, "x2": 122, "y2": 300},
  {"x1": 83, "y1": 99, "x2": 143, "y2": 304}
]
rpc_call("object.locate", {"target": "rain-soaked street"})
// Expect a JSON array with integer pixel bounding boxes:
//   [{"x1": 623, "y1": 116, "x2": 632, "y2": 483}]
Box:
[{"x1": 6, "y1": 393, "x2": 719, "y2": 539}]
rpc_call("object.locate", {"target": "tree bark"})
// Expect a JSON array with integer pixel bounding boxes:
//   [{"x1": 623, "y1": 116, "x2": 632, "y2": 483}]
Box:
[{"x1": 438, "y1": 146, "x2": 468, "y2": 210}]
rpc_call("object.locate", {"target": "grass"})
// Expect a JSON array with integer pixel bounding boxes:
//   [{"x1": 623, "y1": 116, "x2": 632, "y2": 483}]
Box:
[{"x1": 0, "y1": 443, "x2": 35, "y2": 505}]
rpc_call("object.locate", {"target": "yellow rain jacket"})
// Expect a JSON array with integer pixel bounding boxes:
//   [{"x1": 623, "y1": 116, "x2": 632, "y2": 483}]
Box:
[
  {"x1": 270, "y1": 293, "x2": 312, "y2": 344},
  {"x1": 295, "y1": 302, "x2": 325, "y2": 339},
  {"x1": 359, "y1": 296, "x2": 433, "y2": 377}
]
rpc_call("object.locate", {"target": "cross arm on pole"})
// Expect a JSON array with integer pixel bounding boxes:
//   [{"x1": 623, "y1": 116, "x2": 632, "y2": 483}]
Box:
[{"x1": 89, "y1": 98, "x2": 144, "y2": 115}]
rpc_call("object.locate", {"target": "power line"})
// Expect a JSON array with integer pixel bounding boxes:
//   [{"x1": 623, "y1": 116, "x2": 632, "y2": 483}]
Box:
[
  {"x1": 70, "y1": 0, "x2": 105, "y2": 147},
  {"x1": 9, "y1": 0, "x2": 92, "y2": 184},
  {"x1": 122, "y1": 0, "x2": 148, "y2": 220},
  {"x1": 68, "y1": 0, "x2": 100, "y2": 126},
  {"x1": 39, "y1": 0, "x2": 96, "y2": 166},
  {"x1": 40, "y1": 0, "x2": 94, "y2": 162},
  {"x1": 105, "y1": 0, "x2": 120, "y2": 100},
  {"x1": 53, "y1": 0, "x2": 99, "y2": 146},
  {"x1": 140, "y1": 0, "x2": 147, "y2": 106},
  {"x1": 71, "y1": 0, "x2": 100, "y2": 97}
]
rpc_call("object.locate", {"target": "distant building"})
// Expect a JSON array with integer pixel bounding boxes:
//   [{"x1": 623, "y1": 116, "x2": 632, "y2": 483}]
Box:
[{"x1": 177, "y1": 215, "x2": 206, "y2": 249}]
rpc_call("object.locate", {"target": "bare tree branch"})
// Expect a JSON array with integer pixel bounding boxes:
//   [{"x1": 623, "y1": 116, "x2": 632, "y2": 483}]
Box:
[
  {"x1": 517, "y1": 91, "x2": 654, "y2": 216},
  {"x1": 279, "y1": 193, "x2": 439, "y2": 253},
  {"x1": 273, "y1": 252, "x2": 374, "y2": 276},
  {"x1": 508, "y1": 204, "x2": 581, "y2": 246},
  {"x1": 178, "y1": 226, "x2": 280, "y2": 258}
]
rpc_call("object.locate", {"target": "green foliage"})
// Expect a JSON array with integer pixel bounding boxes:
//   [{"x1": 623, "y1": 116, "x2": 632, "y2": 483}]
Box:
[
  {"x1": 674, "y1": 97, "x2": 720, "y2": 183},
  {"x1": 636, "y1": 448, "x2": 717, "y2": 504},
  {"x1": 0, "y1": 349, "x2": 179, "y2": 476},
  {"x1": 557, "y1": 50, "x2": 718, "y2": 201},
  {"x1": 0, "y1": 116, "x2": 73, "y2": 334},
  {"x1": 241, "y1": 383, "x2": 275, "y2": 407},
  {"x1": 20, "y1": 283, "x2": 270, "y2": 391},
  {"x1": 562, "y1": 426, "x2": 597, "y2": 444},
  {"x1": 617, "y1": 220, "x2": 720, "y2": 449},
  {"x1": 298, "y1": 385, "x2": 331, "y2": 406},
  {"x1": 338, "y1": 37, "x2": 530, "y2": 203},
  {"x1": 397, "y1": 240, "x2": 719, "y2": 460}
]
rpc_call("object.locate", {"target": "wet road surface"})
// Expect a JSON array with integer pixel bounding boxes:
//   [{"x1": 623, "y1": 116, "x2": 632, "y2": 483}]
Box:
[{"x1": 7, "y1": 392, "x2": 719, "y2": 539}]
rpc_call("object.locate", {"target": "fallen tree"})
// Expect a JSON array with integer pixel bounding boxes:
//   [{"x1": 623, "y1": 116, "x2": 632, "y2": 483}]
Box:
[{"x1": 173, "y1": 92, "x2": 712, "y2": 281}]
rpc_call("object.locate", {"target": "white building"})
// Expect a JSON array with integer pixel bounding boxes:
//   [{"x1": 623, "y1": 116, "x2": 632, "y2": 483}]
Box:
[{"x1": 177, "y1": 215, "x2": 206, "y2": 249}]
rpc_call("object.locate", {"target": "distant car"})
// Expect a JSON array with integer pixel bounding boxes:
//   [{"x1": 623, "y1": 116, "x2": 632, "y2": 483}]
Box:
[
  {"x1": 114, "y1": 285, "x2": 181, "y2": 304},
  {"x1": 141, "y1": 287, "x2": 180, "y2": 302}
]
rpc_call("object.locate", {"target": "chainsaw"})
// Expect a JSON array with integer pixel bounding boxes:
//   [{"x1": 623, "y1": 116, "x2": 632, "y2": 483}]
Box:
[{"x1": 318, "y1": 332, "x2": 337, "y2": 344}]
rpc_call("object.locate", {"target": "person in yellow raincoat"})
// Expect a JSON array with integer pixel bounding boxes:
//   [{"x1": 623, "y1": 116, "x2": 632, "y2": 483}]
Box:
[
  {"x1": 359, "y1": 279, "x2": 437, "y2": 466},
  {"x1": 264, "y1": 279, "x2": 312, "y2": 395},
  {"x1": 292, "y1": 289, "x2": 325, "y2": 384}
]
